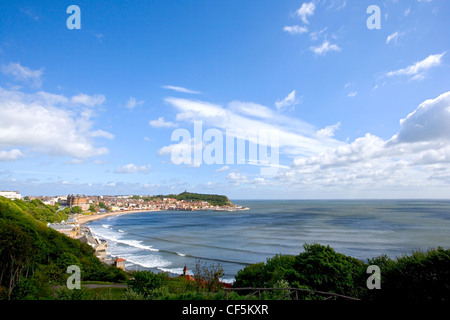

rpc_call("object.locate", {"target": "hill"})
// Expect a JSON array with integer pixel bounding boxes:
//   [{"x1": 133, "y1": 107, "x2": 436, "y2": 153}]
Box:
[
  {"x1": 0, "y1": 196, "x2": 127, "y2": 300},
  {"x1": 142, "y1": 191, "x2": 232, "y2": 207}
]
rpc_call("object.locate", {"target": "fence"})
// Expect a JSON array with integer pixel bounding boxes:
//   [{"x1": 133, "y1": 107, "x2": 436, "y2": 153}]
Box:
[{"x1": 224, "y1": 287, "x2": 360, "y2": 301}]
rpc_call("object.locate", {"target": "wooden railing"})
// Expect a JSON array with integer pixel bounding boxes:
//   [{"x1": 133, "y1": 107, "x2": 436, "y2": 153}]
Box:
[{"x1": 223, "y1": 287, "x2": 360, "y2": 300}]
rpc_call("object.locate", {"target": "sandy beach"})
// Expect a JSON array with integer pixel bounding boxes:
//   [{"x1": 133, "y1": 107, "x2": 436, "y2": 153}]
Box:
[{"x1": 77, "y1": 209, "x2": 161, "y2": 225}]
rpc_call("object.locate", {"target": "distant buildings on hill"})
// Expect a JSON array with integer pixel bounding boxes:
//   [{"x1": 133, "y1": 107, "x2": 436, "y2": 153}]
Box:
[{"x1": 0, "y1": 190, "x2": 21, "y2": 199}]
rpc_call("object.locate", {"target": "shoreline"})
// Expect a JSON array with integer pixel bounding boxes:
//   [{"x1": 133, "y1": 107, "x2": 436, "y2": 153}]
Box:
[{"x1": 77, "y1": 209, "x2": 161, "y2": 225}]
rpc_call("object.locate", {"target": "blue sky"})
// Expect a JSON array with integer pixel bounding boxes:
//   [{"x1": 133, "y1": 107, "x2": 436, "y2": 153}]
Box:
[{"x1": 1, "y1": 0, "x2": 450, "y2": 199}]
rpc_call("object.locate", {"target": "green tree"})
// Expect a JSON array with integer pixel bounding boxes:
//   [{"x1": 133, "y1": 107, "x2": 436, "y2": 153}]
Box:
[
  {"x1": 71, "y1": 206, "x2": 82, "y2": 214},
  {"x1": 0, "y1": 221, "x2": 36, "y2": 299},
  {"x1": 293, "y1": 243, "x2": 366, "y2": 297},
  {"x1": 194, "y1": 260, "x2": 224, "y2": 292},
  {"x1": 365, "y1": 247, "x2": 450, "y2": 301},
  {"x1": 127, "y1": 271, "x2": 167, "y2": 299}
]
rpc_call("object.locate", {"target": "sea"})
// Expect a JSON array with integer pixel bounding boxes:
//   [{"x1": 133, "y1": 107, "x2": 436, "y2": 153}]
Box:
[{"x1": 86, "y1": 199, "x2": 450, "y2": 283}]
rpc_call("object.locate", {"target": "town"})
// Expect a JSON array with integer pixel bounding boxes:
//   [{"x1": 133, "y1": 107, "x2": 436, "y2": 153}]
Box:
[{"x1": 0, "y1": 190, "x2": 248, "y2": 270}]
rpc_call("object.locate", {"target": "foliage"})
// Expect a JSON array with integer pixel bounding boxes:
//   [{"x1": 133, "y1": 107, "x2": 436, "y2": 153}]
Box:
[
  {"x1": 364, "y1": 247, "x2": 450, "y2": 301},
  {"x1": 234, "y1": 243, "x2": 450, "y2": 301},
  {"x1": 194, "y1": 260, "x2": 224, "y2": 292},
  {"x1": 144, "y1": 192, "x2": 232, "y2": 206},
  {"x1": 292, "y1": 243, "x2": 366, "y2": 297},
  {"x1": 71, "y1": 206, "x2": 82, "y2": 214},
  {"x1": 127, "y1": 270, "x2": 168, "y2": 299},
  {"x1": 0, "y1": 197, "x2": 127, "y2": 300}
]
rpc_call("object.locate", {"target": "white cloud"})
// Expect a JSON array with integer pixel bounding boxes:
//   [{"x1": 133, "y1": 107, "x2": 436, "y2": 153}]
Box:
[
  {"x1": 71, "y1": 93, "x2": 106, "y2": 107},
  {"x1": 229, "y1": 101, "x2": 273, "y2": 119},
  {"x1": 0, "y1": 87, "x2": 112, "y2": 160},
  {"x1": 386, "y1": 52, "x2": 445, "y2": 80},
  {"x1": 390, "y1": 91, "x2": 450, "y2": 144},
  {"x1": 149, "y1": 117, "x2": 179, "y2": 128},
  {"x1": 309, "y1": 27, "x2": 328, "y2": 41},
  {"x1": 162, "y1": 85, "x2": 201, "y2": 94},
  {"x1": 126, "y1": 97, "x2": 144, "y2": 109},
  {"x1": 347, "y1": 91, "x2": 357, "y2": 98},
  {"x1": 275, "y1": 90, "x2": 300, "y2": 112},
  {"x1": 316, "y1": 122, "x2": 341, "y2": 138},
  {"x1": 276, "y1": 91, "x2": 450, "y2": 195},
  {"x1": 386, "y1": 31, "x2": 400, "y2": 45},
  {"x1": 163, "y1": 97, "x2": 343, "y2": 159},
  {"x1": 296, "y1": 2, "x2": 315, "y2": 24},
  {"x1": 283, "y1": 25, "x2": 308, "y2": 35},
  {"x1": 310, "y1": 40, "x2": 341, "y2": 56},
  {"x1": 115, "y1": 163, "x2": 151, "y2": 174},
  {"x1": 215, "y1": 165, "x2": 230, "y2": 173},
  {"x1": 1, "y1": 62, "x2": 43, "y2": 88},
  {"x1": 226, "y1": 172, "x2": 248, "y2": 184},
  {"x1": 0, "y1": 149, "x2": 24, "y2": 162}
]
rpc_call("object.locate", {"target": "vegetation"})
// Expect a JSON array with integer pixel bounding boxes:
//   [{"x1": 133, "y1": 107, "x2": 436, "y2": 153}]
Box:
[
  {"x1": 234, "y1": 243, "x2": 450, "y2": 301},
  {"x1": 138, "y1": 191, "x2": 232, "y2": 207},
  {"x1": 0, "y1": 196, "x2": 127, "y2": 300},
  {"x1": 1, "y1": 195, "x2": 449, "y2": 300}
]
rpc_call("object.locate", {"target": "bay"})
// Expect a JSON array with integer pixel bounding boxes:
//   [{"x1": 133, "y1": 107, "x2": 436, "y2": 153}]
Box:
[{"x1": 87, "y1": 199, "x2": 450, "y2": 283}]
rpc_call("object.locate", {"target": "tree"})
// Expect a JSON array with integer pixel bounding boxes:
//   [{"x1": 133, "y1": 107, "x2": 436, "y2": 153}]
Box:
[
  {"x1": 127, "y1": 271, "x2": 167, "y2": 299},
  {"x1": 71, "y1": 206, "x2": 82, "y2": 214},
  {"x1": 194, "y1": 260, "x2": 224, "y2": 292},
  {"x1": 0, "y1": 221, "x2": 36, "y2": 299},
  {"x1": 293, "y1": 243, "x2": 366, "y2": 297}
]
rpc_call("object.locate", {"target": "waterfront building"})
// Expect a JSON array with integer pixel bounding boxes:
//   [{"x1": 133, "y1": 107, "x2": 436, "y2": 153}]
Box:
[
  {"x1": 0, "y1": 190, "x2": 21, "y2": 200},
  {"x1": 114, "y1": 258, "x2": 126, "y2": 270},
  {"x1": 67, "y1": 194, "x2": 90, "y2": 211}
]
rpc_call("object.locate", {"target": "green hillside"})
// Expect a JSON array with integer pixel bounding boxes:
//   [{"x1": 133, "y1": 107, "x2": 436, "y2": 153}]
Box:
[
  {"x1": 0, "y1": 196, "x2": 127, "y2": 300},
  {"x1": 143, "y1": 191, "x2": 232, "y2": 206}
]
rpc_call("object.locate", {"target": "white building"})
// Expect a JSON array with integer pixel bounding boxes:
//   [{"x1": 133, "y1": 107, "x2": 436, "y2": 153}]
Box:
[{"x1": 0, "y1": 191, "x2": 22, "y2": 200}]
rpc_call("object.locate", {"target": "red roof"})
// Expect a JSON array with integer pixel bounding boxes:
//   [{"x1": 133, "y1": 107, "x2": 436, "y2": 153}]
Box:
[{"x1": 114, "y1": 258, "x2": 126, "y2": 262}]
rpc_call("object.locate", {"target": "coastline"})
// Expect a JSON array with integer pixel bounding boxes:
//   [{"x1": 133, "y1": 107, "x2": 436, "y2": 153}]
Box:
[{"x1": 77, "y1": 209, "x2": 161, "y2": 225}]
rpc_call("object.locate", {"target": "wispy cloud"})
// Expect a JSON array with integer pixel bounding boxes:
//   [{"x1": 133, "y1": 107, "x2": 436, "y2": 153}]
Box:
[
  {"x1": 1, "y1": 62, "x2": 43, "y2": 88},
  {"x1": 162, "y1": 85, "x2": 201, "y2": 94},
  {"x1": 162, "y1": 96, "x2": 343, "y2": 159},
  {"x1": 385, "y1": 52, "x2": 445, "y2": 80},
  {"x1": 114, "y1": 163, "x2": 151, "y2": 174},
  {"x1": 275, "y1": 90, "x2": 300, "y2": 112},
  {"x1": 126, "y1": 96, "x2": 144, "y2": 109},
  {"x1": 149, "y1": 117, "x2": 179, "y2": 128},
  {"x1": 71, "y1": 93, "x2": 106, "y2": 107},
  {"x1": 296, "y1": 2, "x2": 315, "y2": 24},
  {"x1": 283, "y1": 25, "x2": 308, "y2": 35},
  {"x1": 386, "y1": 31, "x2": 400, "y2": 45},
  {"x1": 215, "y1": 165, "x2": 230, "y2": 173},
  {"x1": 310, "y1": 40, "x2": 341, "y2": 56}
]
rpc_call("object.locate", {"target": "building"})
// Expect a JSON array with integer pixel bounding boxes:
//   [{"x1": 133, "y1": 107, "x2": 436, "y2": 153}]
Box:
[
  {"x1": 0, "y1": 191, "x2": 21, "y2": 200},
  {"x1": 114, "y1": 258, "x2": 126, "y2": 270},
  {"x1": 48, "y1": 222, "x2": 80, "y2": 238},
  {"x1": 79, "y1": 235, "x2": 108, "y2": 259},
  {"x1": 67, "y1": 194, "x2": 90, "y2": 211}
]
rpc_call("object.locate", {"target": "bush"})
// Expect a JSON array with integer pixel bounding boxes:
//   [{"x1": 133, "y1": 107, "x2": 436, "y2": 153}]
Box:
[
  {"x1": 127, "y1": 271, "x2": 168, "y2": 299},
  {"x1": 365, "y1": 247, "x2": 450, "y2": 301}
]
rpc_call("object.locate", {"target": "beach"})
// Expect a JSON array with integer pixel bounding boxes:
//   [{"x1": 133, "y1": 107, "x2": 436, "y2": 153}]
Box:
[{"x1": 77, "y1": 209, "x2": 161, "y2": 225}]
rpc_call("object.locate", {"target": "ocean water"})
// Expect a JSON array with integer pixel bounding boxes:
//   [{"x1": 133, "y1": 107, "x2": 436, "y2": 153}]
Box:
[{"x1": 87, "y1": 200, "x2": 450, "y2": 283}]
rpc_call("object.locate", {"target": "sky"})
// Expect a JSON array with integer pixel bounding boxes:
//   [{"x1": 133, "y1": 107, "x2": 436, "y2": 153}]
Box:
[{"x1": 0, "y1": 0, "x2": 450, "y2": 199}]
